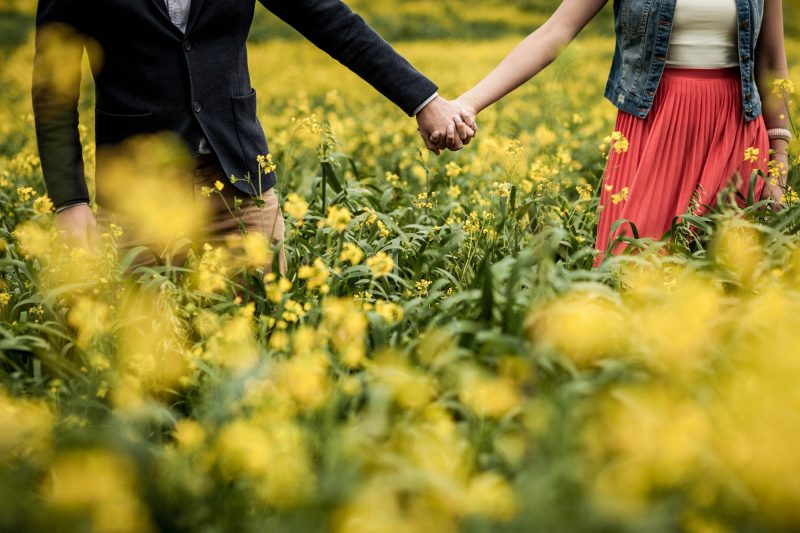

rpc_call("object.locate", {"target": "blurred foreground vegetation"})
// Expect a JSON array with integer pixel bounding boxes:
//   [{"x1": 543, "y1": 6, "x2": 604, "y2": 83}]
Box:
[{"x1": 1, "y1": 1, "x2": 800, "y2": 532}]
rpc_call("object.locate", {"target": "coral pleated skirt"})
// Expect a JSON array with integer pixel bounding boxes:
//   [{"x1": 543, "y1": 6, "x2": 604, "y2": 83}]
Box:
[{"x1": 594, "y1": 67, "x2": 769, "y2": 265}]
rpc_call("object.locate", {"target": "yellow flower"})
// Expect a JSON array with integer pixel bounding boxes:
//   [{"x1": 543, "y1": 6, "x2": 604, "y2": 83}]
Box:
[
  {"x1": 32, "y1": 195, "x2": 54, "y2": 215},
  {"x1": 321, "y1": 298, "x2": 368, "y2": 368},
  {"x1": 67, "y1": 297, "x2": 111, "y2": 347},
  {"x1": 415, "y1": 279, "x2": 432, "y2": 296},
  {"x1": 214, "y1": 180, "x2": 225, "y2": 191},
  {"x1": 366, "y1": 251, "x2": 394, "y2": 278},
  {"x1": 196, "y1": 243, "x2": 230, "y2": 293},
  {"x1": 47, "y1": 450, "x2": 154, "y2": 533},
  {"x1": 256, "y1": 153, "x2": 277, "y2": 174},
  {"x1": 607, "y1": 131, "x2": 629, "y2": 154},
  {"x1": 173, "y1": 419, "x2": 205, "y2": 449},
  {"x1": 16, "y1": 186, "x2": 36, "y2": 202},
  {"x1": 325, "y1": 205, "x2": 352, "y2": 232},
  {"x1": 459, "y1": 366, "x2": 522, "y2": 419},
  {"x1": 298, "y1": 258, "x2": 330, "y2": 293},
  {"x1": 744, "y1": 146, "x2": 760, "y2": 164},
  {"x1": 413, "y1": 192, "x2": 434, "y2": 209},
  {"x1": 445, "y1": 161, "x2": 463, "y2": 178},
  {"x1": 215, "y1": 420, "x2": 315, "y2": 508},
  {"x1": 276, "y1": 351, "x2": 330, "y2": 409},
  {"x1": 528, "y1": 285, "x2": 629, "y2": 368},
  {"x1": 491, "y1": 181, "x2": 512, "y2": 199},
  {"x1": 385, "y1": 171, "x2": 401, "y2": 187},
  {"x1": 265, "y1": 275, "x2": 292, "y2": 303},
  {"x1": 375, "y1": 300, "x2": 404, "y2": 322},
  {"x1": 785, "y1": 186, "x2": 799, "y2": 205},
  {"x1": 339, "y1": 242, "x2": 364, "y2": 265},
  {"x1": 611, "y1": 186, "x2": 630, "y2": 205},
  {"x1": 462, "y1": 472, "x2": 517, "y2": 521},
  {"x1": 772, "y1": 78, "x2": 796, "y2": 97},
  {"x1": 284, "y1": 193, "x2": 309, "y2": 221}
]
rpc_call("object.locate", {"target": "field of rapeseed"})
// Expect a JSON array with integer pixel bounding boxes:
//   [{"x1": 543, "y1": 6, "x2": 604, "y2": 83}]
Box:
[{"x1": 2, "y1": 1, "x2": 800, "y2": 531}]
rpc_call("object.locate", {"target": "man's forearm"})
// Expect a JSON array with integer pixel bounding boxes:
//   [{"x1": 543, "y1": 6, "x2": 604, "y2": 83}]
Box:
[{"x1": 32, "y1": 2, "x2": 89, "y2": 209}]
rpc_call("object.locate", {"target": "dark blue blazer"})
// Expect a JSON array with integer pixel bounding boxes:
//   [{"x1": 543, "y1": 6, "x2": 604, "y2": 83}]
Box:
[{"x1": 32, "y1": 0, "x2": 438, "y2": 209}]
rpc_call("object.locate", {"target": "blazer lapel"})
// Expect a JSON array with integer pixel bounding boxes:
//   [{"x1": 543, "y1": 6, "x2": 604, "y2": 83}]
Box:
[
  {"x1": 148, "y1": 0, "x2": 185, "y2": 39},
  {"x1": 185, "y1": 0, "x2": 206, "y2": 34}
]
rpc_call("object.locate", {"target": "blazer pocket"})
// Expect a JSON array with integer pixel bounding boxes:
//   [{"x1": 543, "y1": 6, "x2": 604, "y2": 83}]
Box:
[
  {"x1": 95, "y1": 108, "x2": 156, "y2": 146},
  {"x1": 231, "y1": 89, "x2": 268, "y2": 175}
]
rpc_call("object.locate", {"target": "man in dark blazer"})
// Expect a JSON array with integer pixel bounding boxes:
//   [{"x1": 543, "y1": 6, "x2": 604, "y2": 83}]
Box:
[{"x1": 32, "y1": 0, "x2": 474, "y2": 260}]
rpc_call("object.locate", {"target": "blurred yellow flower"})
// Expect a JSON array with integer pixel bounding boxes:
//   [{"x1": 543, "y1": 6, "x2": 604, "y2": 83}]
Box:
[
  {"x1": 375, "y1": 300, "x2": 404, "y2": 322},
  {"x1": 325, "y1": 205, "x2": 352, "y2": 232},
  {"x1": 298, "y1": 258, "x2": 330, "y2": 293},
  {"x1": 528, "y1": 285, "x2": 629, "y2": 368},
  {"x1": 366, "y1": 251, "x2": 394, "y2": 278},
  {"x1": 32, "y1": 195, "x2": 54, "y2": 215},
  {"x1": 283, "y1": 192, "x2": 309, "y2": 221},
  {"x1": 339, "y1": 242, "x2": 364, "y2": 265}
]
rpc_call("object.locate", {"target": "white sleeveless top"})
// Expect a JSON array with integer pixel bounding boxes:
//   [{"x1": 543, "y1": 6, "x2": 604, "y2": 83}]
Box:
[{"x1": 666, "y1": 0, "x2": 739, "y2": 69}]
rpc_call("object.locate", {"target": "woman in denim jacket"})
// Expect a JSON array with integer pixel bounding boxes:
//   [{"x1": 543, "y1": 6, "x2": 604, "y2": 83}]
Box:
[{"x1": 451, "y1": 0, "x2": 791, "y2": 265}]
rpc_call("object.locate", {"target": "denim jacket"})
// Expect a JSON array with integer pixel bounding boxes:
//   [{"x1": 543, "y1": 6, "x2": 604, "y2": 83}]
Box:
[{"x1": 605, "y1": 0, "x2": 764, "y2": 122}]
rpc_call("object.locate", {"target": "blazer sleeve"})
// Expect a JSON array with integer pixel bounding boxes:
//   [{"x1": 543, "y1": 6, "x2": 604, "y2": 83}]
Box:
[
  {"x1": 32, "y1": 0, "x2": 90, "y2": 209},
  {"x1": 258, "y1": 0, "x2": 438, "y2": 117}
]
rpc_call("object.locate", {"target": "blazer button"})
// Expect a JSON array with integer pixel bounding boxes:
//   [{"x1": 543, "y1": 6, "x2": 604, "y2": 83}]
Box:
[
  {"x1": 193, "y1": 101, "x2": 202, "y2": 113},
  {"x1": 183, "y1": 40, "x2": 192, "y2": 51}
]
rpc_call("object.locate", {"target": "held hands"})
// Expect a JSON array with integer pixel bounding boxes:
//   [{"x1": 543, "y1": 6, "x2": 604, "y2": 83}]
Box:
[{"x1": 416, "y1": 96, "x2": 479, "y2": 155}]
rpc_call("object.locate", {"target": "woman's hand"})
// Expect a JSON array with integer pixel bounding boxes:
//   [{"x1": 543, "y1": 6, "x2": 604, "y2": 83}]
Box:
[
  {"x1": 429, "y1": 98, "x2": 480, "y2": 151},
  {"x1": 454, "y1": 97, "x2": 479, "y2": 134},
  {"x1": 762, "y1": 150, "x2": 790, "y2": 210}
]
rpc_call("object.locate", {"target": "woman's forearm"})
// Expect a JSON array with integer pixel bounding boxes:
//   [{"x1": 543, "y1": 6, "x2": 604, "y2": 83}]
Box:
[
  {"x1": 459, "y1": 27, "x2": 573, "y2": 113},
  {"x1": 756, "y1": 0, "x2": 791, "y2": 134},
  {"x1": 757, "y1": 60, "x2": 791, "y2": 134},
  {"x1": 459, "y1": 0, "x2": 607, "y2": 114}
]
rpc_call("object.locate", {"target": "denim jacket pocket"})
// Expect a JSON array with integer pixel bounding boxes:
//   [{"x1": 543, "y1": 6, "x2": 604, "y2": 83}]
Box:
[{"x1": 620, "y1": 0, "x2": 655, "y2": 37}]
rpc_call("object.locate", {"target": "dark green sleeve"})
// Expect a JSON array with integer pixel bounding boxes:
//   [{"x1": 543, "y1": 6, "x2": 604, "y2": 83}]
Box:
[{"x1": 258, "y1": 0, "x2": 438, "y2": 116}]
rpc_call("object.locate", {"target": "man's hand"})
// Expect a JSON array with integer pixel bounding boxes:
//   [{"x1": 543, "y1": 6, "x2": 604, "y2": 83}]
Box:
[
  {"x1": 55, "y1": 203, "x2": 98, "y2": 250},
  {"x1": 416, "y1": 96, "x2": 476, "y2": 155}
]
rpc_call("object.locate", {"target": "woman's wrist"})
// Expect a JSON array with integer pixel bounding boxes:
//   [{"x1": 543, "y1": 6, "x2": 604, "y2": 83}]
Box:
[
  {"x1": 458, "y1": 93, "x2": 484, "y2": 115},
  {"x1": 769, "y1": 138, "x2": 790, "y2": 154}
]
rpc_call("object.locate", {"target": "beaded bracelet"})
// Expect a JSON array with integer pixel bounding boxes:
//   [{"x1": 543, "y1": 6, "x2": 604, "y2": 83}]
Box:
[{"x1": 768, "y1": 128, "x2": 793, "y2": 143}]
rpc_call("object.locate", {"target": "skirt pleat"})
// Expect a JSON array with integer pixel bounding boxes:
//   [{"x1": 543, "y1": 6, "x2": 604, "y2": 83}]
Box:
[{"x1": 594, "y1": 67, "x2": 769, "y2": 265}]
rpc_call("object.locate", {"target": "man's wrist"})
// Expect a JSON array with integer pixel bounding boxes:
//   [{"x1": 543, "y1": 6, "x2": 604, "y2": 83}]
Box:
[
  {"x1": 55, "y1": 200, "x2": 89, "y2": 214},
  {"x1": 412, "y1": 92, "x2": 439, "y2": 117}
]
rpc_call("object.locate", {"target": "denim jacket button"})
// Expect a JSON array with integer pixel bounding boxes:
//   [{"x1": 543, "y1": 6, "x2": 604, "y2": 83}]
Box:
[
  {"x1": 646, "y1": 90, "x2": 655, "y2": 97},
  {"x1": 742, "y1": 55, "x2": 751, "y2": 62},
  {"x1": 741, "y1": 19, "x2": 750, "y2": 29}
]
